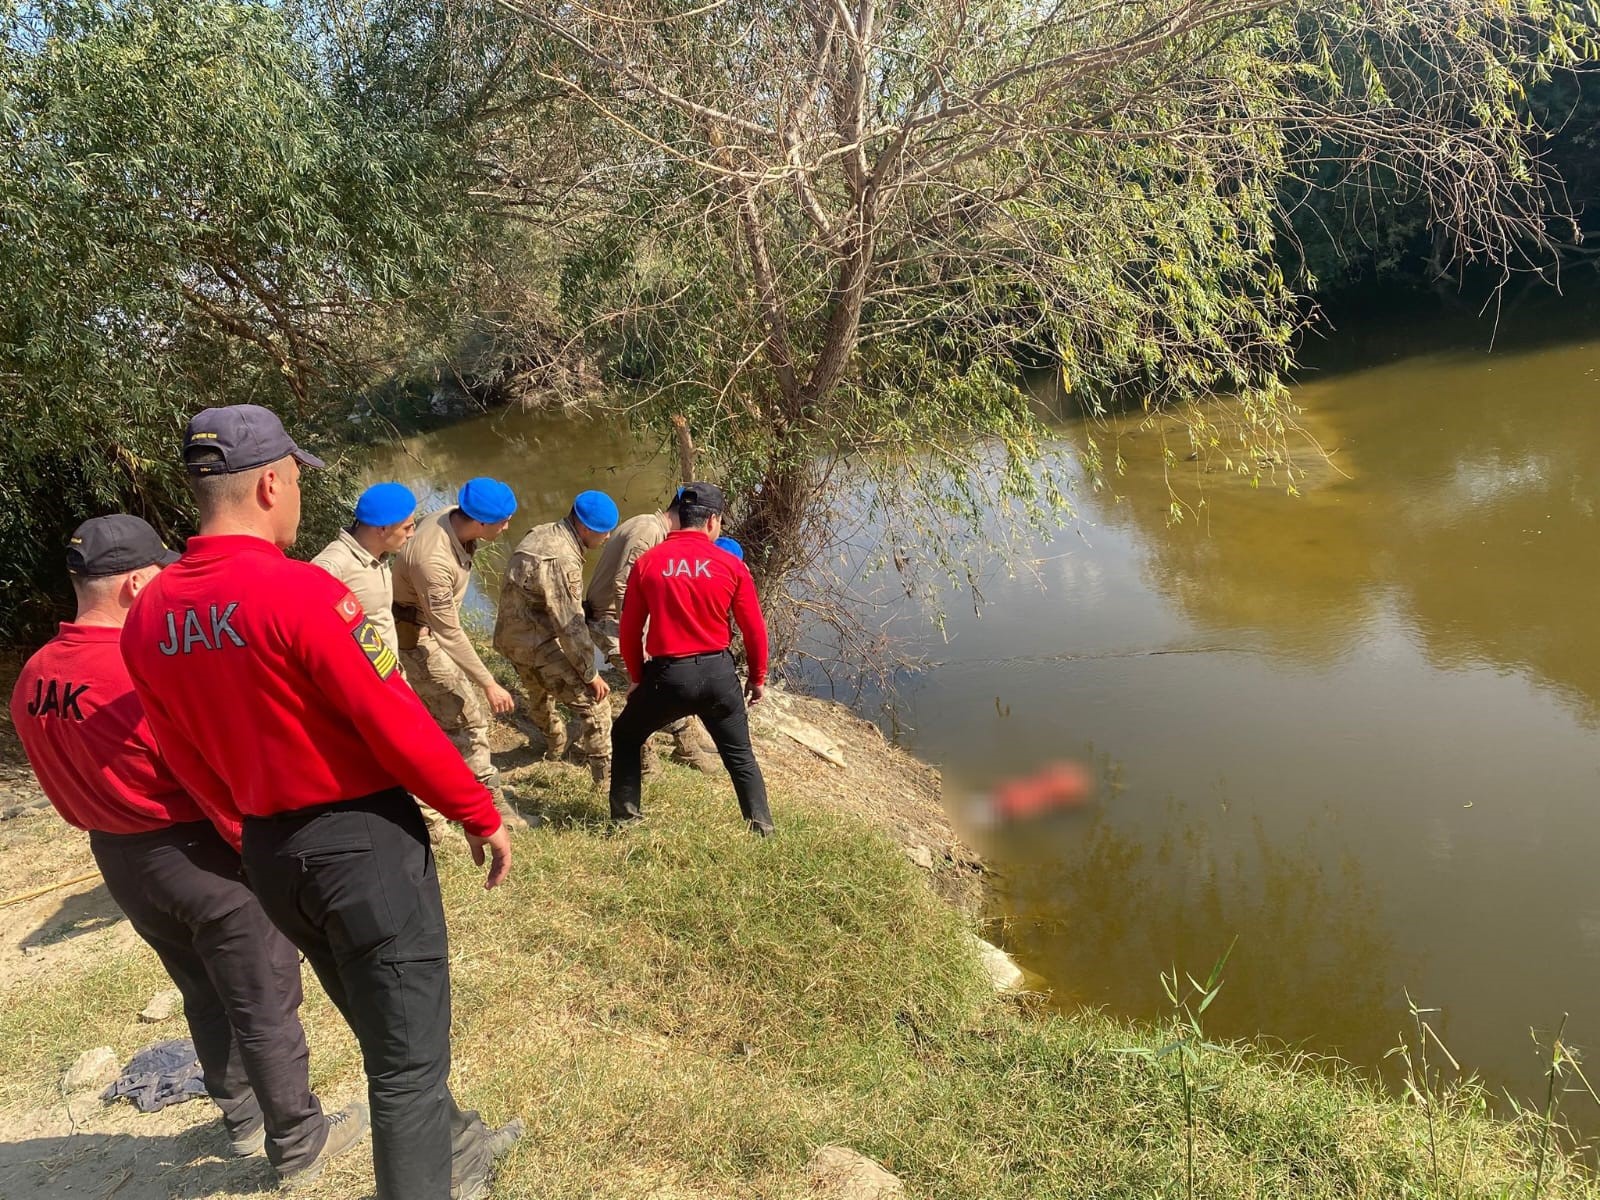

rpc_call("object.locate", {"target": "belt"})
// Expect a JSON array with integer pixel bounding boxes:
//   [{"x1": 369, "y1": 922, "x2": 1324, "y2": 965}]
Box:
[
  {"x1": 88, "y1": 820, "x2": 215, "y2": 849},
  {"x1": 392, "y1": 603, "x2": 425, "y2": 628},
  {"x1": 241, "y1": 787, "x2": 411, "y2": 824},
  {"x1": 652, "y1": 649, "x2": 732, "y2": 664}
]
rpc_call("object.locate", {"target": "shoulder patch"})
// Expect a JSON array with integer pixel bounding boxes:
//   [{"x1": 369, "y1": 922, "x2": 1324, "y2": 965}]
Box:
[
  {"x1": 352, "y1": 617, "x2": 399, "y2": 680},
  {"x1": 335, "y1": 590, "x2": 362, "y2": 623}
]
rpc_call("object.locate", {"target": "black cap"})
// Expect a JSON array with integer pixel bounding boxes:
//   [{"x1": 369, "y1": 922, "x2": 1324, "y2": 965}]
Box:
[
  {"x1": 66, "y1": 515, "x2": 180, "y2": 577},
  {"x1": 670, "y1": 481, "x2": 726, "y2": 514},
  {"x1": 183, "y1": 404, "x2": 326, "y2": 476}
]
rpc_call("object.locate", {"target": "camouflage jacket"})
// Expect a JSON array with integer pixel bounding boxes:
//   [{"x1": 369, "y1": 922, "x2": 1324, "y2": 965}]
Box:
[{"x1": 492, "y1": 516, "x2": 597, "y2": 683}]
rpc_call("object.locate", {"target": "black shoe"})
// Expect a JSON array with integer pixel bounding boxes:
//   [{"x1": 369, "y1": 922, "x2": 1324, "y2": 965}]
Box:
[{"x1": 748, "y1": 820, "x2": 775, "y2": 838}]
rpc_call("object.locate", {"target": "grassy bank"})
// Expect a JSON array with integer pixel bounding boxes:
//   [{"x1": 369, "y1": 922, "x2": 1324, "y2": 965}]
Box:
[{"x1": 1, "y1": 737, "x2": 1594, "y2": 1199}]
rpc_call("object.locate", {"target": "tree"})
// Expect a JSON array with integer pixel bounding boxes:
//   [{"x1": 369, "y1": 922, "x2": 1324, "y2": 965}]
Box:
[
  {"x1": 0, "y1": 0, "x2": 479, "y2": 640},
  {"x1": 477, "y1": 0, "x2": 1594, "y2": 665}
]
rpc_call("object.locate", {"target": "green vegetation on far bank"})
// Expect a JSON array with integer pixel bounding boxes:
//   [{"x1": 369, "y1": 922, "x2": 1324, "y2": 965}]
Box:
[{"x1": 2, "y1": 756, "x2": 1593, "y2": 1199}]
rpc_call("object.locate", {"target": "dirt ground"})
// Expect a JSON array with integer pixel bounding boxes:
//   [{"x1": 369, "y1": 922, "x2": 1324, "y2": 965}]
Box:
[{"x1": 0, "y1": 681, "x2": 977, "y2": 1199}]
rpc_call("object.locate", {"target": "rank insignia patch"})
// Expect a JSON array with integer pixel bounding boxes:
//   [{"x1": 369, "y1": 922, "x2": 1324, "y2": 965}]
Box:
[{"x1": 352, "y1": 618, "x2": 399, "y2": 679}]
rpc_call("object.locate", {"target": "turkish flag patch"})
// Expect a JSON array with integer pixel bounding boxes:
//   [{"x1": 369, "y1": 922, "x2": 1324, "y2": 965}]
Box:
[{"x1": 335, "y1": 591, "x2": 362, "y2": 623}]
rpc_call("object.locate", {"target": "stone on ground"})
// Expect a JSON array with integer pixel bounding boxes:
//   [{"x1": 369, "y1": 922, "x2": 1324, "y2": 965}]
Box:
[
  {"x1": 139, "y1": 987, "x2": 183, "y2": 1023},
  {"x1": 62, "y1": 1046, "x2": 118, "y2": 1092},
  {"x1": 805, "y1": 1145, "x2": 906, "y2": 1199}
]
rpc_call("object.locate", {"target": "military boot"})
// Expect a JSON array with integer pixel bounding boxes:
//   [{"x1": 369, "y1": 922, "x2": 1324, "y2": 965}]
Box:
[
  {"x1": 493, "y1": 789, "x2": 532, "y2": 831},
  {"x1": 279, "y1": 1101, "x2": 369, "y2": 1190},
  {"x1": 670, "y1": 721, "x2": 720, "y2": 773}
]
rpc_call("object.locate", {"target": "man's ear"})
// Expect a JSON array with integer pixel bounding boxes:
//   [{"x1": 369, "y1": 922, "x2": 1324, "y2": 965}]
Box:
[{"x1": 125, "y1": 566, "x2": 156, "y2": 601}]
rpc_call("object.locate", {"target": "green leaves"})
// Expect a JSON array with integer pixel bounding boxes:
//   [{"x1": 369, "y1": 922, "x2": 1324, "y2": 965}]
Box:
[{"x1": 0, "y1": 0, "x2": 483, "y2": 640}]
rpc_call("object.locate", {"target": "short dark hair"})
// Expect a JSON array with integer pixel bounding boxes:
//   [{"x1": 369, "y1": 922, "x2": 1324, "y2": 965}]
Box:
[
  {"x1": 187, "y1": 449, "x2": 264, "y2": 518},
  {"x1": 677, "y1": 503, "x2": 715, "y2": 530}
]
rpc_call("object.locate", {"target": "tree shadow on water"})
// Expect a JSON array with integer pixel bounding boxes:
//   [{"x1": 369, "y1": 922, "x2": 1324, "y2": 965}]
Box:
[{"x1": 18, "y1": 884, "x2": 124, "y2": 951}]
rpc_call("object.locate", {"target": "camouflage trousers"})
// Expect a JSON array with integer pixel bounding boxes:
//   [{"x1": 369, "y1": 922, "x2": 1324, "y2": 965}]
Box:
[
  {"x1": 400, "y1": 631, "x2": 498, "y2": 791},
  {"x1": 513, "y1": 640, "x2": 611, "y2": 782}
]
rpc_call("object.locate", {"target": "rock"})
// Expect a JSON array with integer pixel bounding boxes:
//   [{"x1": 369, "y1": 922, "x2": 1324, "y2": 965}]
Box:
[
  {"x1": 139, "y1": 987, "x2": 183, "y2": 1023},
  {"x1": 902, "y1": 844, "x2": 935, "y2": 871},
  {"x1": 62, "y1": 1046, "x2": 118, "y2": 1093},
  {"x1": 806, "y1": 1145, "x2": 906, "y2": 1199},
  {"x1": 769, "y1": 713, "x2": 847, "y2": 767},
  {"x1": 965, "y1": 933, "x2": 1026, "y2": 993}
]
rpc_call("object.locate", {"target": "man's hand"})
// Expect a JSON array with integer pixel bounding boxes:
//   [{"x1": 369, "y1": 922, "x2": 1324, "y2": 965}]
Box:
[
  {"x1": 465, "y1": 824, "x2": 513, "y2": 890},
  {"x1": 745, "y1": 680, "x2": 766, "y2": 706},
  {"x1": 586, "y1": 674, "x2": 611, "y2": 702},
  {"x1": 484, "y1": 681, "x2": 516, "y2": 715}
]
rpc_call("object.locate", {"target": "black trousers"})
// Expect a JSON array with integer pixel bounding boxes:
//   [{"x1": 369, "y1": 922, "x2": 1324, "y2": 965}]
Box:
[
  {"x1": 610, "y1": 650, "x2": 773, "y2": 831},
  {"x1": 90, "y1": 822, "x2": 325, "y2": 1173},
  {"x1": 241, "y1": 790, "x2": 495, "y2": 1200}
]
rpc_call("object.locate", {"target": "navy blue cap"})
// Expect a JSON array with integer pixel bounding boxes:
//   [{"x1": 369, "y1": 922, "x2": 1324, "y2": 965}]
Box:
[
  {"x1": 669, "y1": 481, "x2": 726, "y2": 514},
  {"x1": 714, "y1": 536, "x2": 744, "y2": 560},
  {"x1": 572, "y1": 490, "x2": 619, "y2": 534},
  {"x1": 183, "y1": 405, "x2": 325, "y2": 476},
  {"x1": 67, "y1": 515, "x2": 180, "y2": 577},
  {"x1": 354, "y1": 482, "x2": 417, "y2": 527},
  {"x1": 457, "y1": 477, "x2": 517, "y2": 524}
]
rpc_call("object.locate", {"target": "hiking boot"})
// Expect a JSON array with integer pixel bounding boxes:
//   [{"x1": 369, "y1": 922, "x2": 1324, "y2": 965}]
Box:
[
  {"x1": 671, "y1": 744, "x2": 722, "y2": 773},
  {"x1": 420, "y1": 805, "x2": 451, "y2": 847},
  {"x1": 228, "y1": 1125, "x2": 265, "y2": 1158},
  {"x1": 748, "y1": 820, "x2": 775, "y2": 838},
  {"x1": 494, "y1": 791, "x2": 532, "y2": 831},
  {"x1": 486, "y1": 1117, "x2": 524, "y2": 1161},
  {"x1": 587, "y1": 758, "x2": 610, "y2": 791},
  {"x1": 451, "y1": 1120, "x2": 524, "y2": 1200},
  {"x1": 279, "y1": 1101, "x2": 369, "y2": 1190}
]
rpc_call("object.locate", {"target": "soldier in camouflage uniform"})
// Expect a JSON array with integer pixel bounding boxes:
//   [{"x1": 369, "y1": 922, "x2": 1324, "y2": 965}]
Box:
[
  {"x1": 493, "y1": 491, "x2": 620, "y2": 785},
  {"x1": 392, "y1": 478, "x2": 527, "y2": 835}
]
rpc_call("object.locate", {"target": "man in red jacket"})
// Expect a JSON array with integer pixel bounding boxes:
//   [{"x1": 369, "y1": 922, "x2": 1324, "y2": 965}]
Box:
[
  {"x1": 610, "y1": 482, "x2": 773, "y2": 834},
  {"x1": 10, "y1": 515, "x2": 363, "y2": 1185},
  {"x1": 121, "y1": 405, "x2": 517, "y2": 1200}
]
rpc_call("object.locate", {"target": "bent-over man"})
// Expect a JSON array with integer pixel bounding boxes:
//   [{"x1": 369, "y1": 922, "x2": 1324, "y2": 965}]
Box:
[
  {"x1": 11, "y1": 515, "x2": 363, "y2": 1187},
  {"x1": 122, "y1": 406, "x2": 521, "y2": 1200},
  {"x1": 392, "y1": 478, "x2": 526, "y2": 829},
  {"x1": 493, "y1": 491, "x2": 618, "y2": 785}
]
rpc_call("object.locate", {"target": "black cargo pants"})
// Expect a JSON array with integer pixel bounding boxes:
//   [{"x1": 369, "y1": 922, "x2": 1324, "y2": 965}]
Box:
[
  {"x1": 90, "y1": 822, "x2": 326, "y2": 1173},
  {"x1": 609, "y1": 650, "x2": 773, "y2": 832},
  {"x1": 242, "y1": 790, "x2": 496, "y2": 1200}
]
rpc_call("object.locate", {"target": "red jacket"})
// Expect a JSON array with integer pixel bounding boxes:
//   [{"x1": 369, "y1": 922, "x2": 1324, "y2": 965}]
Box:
[
  {"x1": 619, "y1": 529, "x2": 769, "y2": 685},
  {"x1": 122, "y1": 534, "x2": 501, "y2": 842},
  {"x1": 9, "y1": 623, "x2": 220, "y2": 838}
]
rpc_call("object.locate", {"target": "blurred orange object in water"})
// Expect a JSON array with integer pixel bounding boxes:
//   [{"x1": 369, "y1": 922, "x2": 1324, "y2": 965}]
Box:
[{"x1": 988, "y1": 761, "x2": 1094, "y2": 822}]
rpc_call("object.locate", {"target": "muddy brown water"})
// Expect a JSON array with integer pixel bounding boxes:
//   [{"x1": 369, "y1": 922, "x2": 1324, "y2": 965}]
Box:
[{"x1": 368, "y1": 307, "x2": 1600, "y2": 1124}]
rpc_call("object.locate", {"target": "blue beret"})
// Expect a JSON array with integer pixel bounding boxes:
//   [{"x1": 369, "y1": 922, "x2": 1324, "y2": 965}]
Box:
[
  {"x1": 354, "y1": 482, "x2": 417, "y2": 528},
  {"x1": 572, "y1": 490, "x2": 619, "y2": 534},
  {"x1": 714, "y1": 537, "x2": 744, "y2": 561},
  {"x1": 458, "y1": 477, "x2": 517, "y2": 524}
]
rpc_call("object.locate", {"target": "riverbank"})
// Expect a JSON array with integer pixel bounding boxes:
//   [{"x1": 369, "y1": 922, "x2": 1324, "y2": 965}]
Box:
[{"x1": 0, "y1": 690, "x2": 1594, "y2": 1198}]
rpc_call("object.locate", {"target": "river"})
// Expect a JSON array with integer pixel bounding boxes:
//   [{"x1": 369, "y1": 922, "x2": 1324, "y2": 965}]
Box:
[{"x1": 366, "y1": 298, "x2": 1600, "y2": 1124}]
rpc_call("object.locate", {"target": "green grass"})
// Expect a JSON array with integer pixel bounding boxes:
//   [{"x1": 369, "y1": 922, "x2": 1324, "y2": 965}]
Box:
[{"x1": 2, "y1": 759, "x2": 1595, "y2": 1198}]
